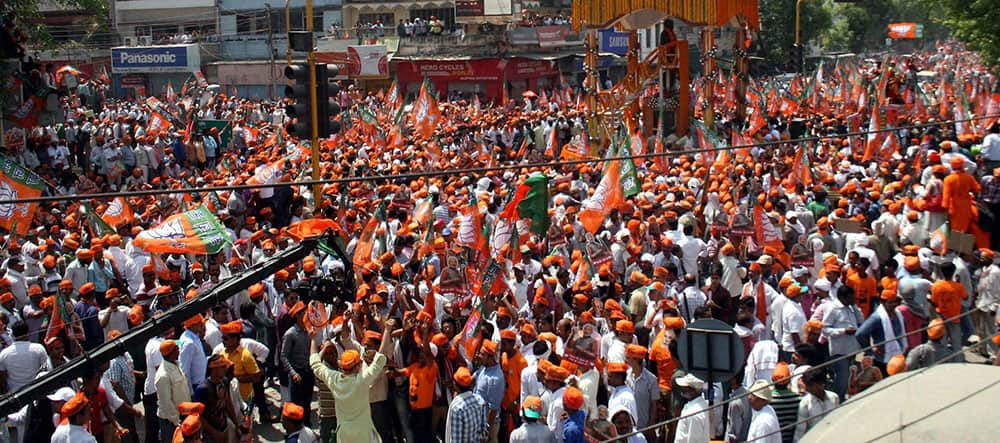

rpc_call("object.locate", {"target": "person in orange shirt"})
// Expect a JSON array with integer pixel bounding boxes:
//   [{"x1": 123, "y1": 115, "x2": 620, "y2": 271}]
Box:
[
  {"x1": 846, "y1": 257, "x2": 878, "y2": 318},
  {"x1": 499, "y1": 329, "x2": 527, "y2": 438},
  {"x1": 942, "y1": 156, "x2": 981, "y2": 233},
  {"x1": 394, "y1": 344, "x2": 438, "y2": 443},
  {"x1": 650, "y1": 314, "x2": 682, "y2": 425},
  {"x1": 929, "y1": 262, "x2": 968, "y2": 361}
]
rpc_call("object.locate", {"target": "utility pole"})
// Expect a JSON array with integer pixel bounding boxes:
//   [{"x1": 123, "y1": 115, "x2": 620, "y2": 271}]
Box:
[
  {"x1": 306, "y1": 0, "x2": 321, "y2": 202},
  {"x1": 266, "y1": 3, "x2": 276, "y2": 100}
]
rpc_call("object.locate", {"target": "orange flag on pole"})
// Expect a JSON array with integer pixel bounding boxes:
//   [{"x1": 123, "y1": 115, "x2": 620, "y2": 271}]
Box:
[
  {"x1": 101, "y1": 196, "x2": 136, "y2": 228},
  {"x1": 862, "y1": 103, "x2": 881, "y2": 161},
  {"x1": 579, "y1": 157, "x2": 623, "y2": 234}
]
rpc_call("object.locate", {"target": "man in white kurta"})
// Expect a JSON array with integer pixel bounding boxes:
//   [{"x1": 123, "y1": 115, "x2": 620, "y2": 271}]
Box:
[
  {"x1": 673, "y1": 374, "x2": 710, "y2": 443},
  {"x1": 310, "y1": 322, "x2": 393, "y2": 442}
]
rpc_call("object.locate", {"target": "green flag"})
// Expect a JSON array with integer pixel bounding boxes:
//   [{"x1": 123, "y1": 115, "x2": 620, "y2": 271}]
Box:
[
  {"x1": 500, "y1": 174, "x2": 550, "y2": 236},
  {"x1": 619, "y1": 138, "x2": 640, "y2": 198},
  {"x1": 83, "y1": 204, "x2": 115, "y2": 238}
]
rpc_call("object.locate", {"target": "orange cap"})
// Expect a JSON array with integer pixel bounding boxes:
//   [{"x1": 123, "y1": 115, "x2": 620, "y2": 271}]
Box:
[
  {"x1": 220, "y1": 320, "x2": 242, "y2": 335},
  {"x1": 606, "y1": 362, "x2": 628, "y2": 374},
  {"x1": 60, "y1": 392, "x2": 89, "y2": 416},
  {"x1": 282, "y1": 402, "x2": 305, "y2": 421},
  {"x1": 887, "y1": 354, "x2": 907, "y2": 375},
  {"x1": 159, "y1": 340, "x2": 179, "y2": 356},
  {"x1": 453, "y1": 367, "x2": 474, "y2": 388},
  {"x1": 563, "y1": 386, "x2": 584, "y2": 410},
  {"x1": 340, "y1": 349, "x2": 361, "y2": 370},
  {"x1": 927, "y1": 318, "x2": 945, "y2": 340},
  {"x1": 772, "y1": 361, "x2": 791, "y2": 383},
  {"x1": 625, "y1": 344, "x2": 647, "y2": 360},
  {"x1": 616, "y1": 320, "x2": 635, "y2": 334}
]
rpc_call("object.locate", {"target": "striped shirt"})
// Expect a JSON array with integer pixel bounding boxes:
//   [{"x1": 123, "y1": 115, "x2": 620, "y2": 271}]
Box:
[{"x1": 770, "y1": 388, "x2": 800, "y2": 443}]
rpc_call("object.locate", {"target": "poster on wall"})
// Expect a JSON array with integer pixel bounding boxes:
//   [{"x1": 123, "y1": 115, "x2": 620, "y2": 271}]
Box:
[{"x1": 347, "y1": 45, "x2": 388, "y2": 79}]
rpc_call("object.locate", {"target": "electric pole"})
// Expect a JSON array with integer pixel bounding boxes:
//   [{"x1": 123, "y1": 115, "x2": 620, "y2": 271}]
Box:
[{"x1": 266, "y1": 3, "x2": 276, "y2": 99}]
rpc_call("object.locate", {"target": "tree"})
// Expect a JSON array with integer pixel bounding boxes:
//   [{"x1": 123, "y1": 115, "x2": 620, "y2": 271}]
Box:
[
  {"x1": 2, "y1": 0, "x2": 110, "y2": 49},
  {"x1": 934, "y1": 0, "x2": 1000, "y2": 73},
  {"x1": 756, "y1": 0, "x2": 832, "y2": 71}
]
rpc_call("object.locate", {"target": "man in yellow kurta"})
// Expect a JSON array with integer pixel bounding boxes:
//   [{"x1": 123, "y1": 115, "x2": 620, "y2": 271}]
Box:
[
  {"x1": 942, "y1": 156, "x2": 981, "y2": 233},
  {"x1": 310, "y1": 318, "x2": 394, "y2": 443}
]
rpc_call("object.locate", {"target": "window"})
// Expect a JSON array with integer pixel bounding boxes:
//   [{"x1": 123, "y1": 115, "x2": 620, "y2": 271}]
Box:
[
  {"x1": 237, "y1": 13, "x2": 252, "y2": 34},
  {"x1": 255, "y1": 13, "x2": 270, "y2": 33}
]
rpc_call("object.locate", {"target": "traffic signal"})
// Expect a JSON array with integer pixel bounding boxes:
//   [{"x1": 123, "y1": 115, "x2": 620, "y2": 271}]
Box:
[
  {"x1": 316, "y1": 64, "x2": 343, "y2": 136},
  {"x1": 284, "y1": 63, "x2": 314, "y2": 138}
]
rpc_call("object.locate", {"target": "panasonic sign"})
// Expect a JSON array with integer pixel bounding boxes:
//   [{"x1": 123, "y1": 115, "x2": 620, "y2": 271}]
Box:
[{"x1": 111, "y1": 45, "x2": 199, "y2": 73}]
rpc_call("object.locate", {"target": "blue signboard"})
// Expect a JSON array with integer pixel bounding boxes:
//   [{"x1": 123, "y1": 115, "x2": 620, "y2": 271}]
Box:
[
  {"x1": 599, "y1": 29, "x2": 629, "y2": 56},
  {"x1": 111, "y1": 45, "x2": 199, "y2": 74}
]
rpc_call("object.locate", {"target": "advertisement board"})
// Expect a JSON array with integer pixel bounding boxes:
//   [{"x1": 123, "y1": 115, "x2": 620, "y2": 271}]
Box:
[
  {"x1": 599, "y1": 29, "x2": 629, "y2": 55},
  {"x1": 347, "y1": 45, "x2": 389, "y2": 78},
  {"x1": 888, "y1": 22, "x2": 922, "y2": 39},
  {"x1": 111, "y1": 44, "x2": 201, "y2": 73}
]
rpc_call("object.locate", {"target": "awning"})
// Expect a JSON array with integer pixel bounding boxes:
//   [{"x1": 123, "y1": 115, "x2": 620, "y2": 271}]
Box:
[{"x1": 344, "y1": 1, "x2": 453, "y2": 11}]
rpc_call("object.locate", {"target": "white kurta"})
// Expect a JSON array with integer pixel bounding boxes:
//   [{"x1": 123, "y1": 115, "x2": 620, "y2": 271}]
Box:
[{"x1": 673, "y1": 396, "x2": 711, "y2": 443}]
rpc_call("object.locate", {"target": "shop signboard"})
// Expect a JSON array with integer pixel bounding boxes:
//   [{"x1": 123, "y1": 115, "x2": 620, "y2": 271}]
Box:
[
  {"x1": 111, "y1": 44, "x2": 201, "y2": 73},
  {"x1": 599, "y1": 29, "x2": 629, "y2": 55}
]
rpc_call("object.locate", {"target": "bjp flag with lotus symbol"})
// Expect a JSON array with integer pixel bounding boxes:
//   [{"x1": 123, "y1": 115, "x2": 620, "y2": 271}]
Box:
[
  {"x1": 133, "y1": 206, "x2": 231, "y2": 254},
  {"x1": 0, "y1": 156, "x2": 45, "y2": 235}
]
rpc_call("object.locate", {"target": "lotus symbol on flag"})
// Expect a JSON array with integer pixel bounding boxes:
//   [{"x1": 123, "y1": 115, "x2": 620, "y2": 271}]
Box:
[
  {"x1": 0, "y1": 181, "x2": 22, "y2": 219},
  {"x1": 143, "y1": 218, "x2": 186, "y2": 240},
  {"x1": 105, "y1": 198, "x2": 124, "y2": 217}
]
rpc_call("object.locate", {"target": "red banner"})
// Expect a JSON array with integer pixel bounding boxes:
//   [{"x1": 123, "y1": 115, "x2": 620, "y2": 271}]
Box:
[{"x1": 396, "y1": 58, "x2": 560, "y2": 83}]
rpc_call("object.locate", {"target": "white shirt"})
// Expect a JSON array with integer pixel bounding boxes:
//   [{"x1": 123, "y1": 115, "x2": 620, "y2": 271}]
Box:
[
  {"x1": 143, "y1": 336, "x2": 165, "y2": 396},
  {"x1": 0, "y1": 341, "x2": 48, "y2": 392},
  {"x1": 781, "y1": 300, "x2": 807, "y2": 352},
  {"x1": 50, "y1": 424, "x2": 97, "y2": 443},
  {"x1": 674, "y1": 396, "x2": 711, "y2": 443},
  {"x1": 100, "y1": 306, "x2": 130, "y2": 337},
  {"x1": 982, "y1": 133, "x2": 1000, "y2": 161},
  {"x1": 747, "y1": 405, "x2": 782, "y2": 443},
  {"x1": 793, "y1": 390, "x2": 839, "y2": 441},
  {"x1": 743, "y1": 340, "x2": 779, "y2": 388},
  {"x1": 608, "y1": 384, "x2": 638, "y2": 424}
]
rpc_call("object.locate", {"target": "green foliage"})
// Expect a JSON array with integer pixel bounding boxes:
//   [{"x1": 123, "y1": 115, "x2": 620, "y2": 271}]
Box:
[
  {"x1": 819, "y1": 0, "x2": 950, "y2": 54},
  {"x1": 757, "y1": 0, "x2": 832, "y2": 71},
  {"x1": 2, "y1": 0, "x2": 110, "y2": 50},
  {"x1": 933, "y1": 0, "x2": 1000, "y2": 73}
]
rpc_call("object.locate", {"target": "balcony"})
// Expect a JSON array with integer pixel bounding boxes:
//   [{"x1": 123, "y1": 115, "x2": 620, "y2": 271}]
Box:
[{"x1": 115, "y1": 0, "x2": 217, "y2": 11}]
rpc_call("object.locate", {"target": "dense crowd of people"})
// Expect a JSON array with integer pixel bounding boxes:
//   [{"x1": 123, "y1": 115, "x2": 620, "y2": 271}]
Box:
[{"x1": 0, "y1": 41, "x2": 998, "y2": 443}]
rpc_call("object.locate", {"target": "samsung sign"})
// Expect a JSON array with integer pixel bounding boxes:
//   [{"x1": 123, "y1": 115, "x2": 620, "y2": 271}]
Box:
[
  {"x1": 599, "y1": 29, "x2": 629, "y2": 56},
  {"x1": 111, "y1": 44, "x2": 200, "y2": 73}
]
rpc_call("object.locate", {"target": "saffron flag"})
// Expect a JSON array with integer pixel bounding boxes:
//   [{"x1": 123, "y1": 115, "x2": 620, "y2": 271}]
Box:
[
  {"x1": 284, "y1": 218, "x2": 344, "y2": 241},
  {"x1": 544, "y1": 125, "x2": 559, "y2": 157},
  {"x1": 0, "y1": 156, "x2": 45, "y2": 235},
  {"x1": 352, "y1": 216, "x2": 379, "y2": 270},
  {"x1": 753, "y1": 205, "x2": 782, "y2": 247},
  {"x1": 133, "y1": 206, "x2": 232, "y2": 255},
  {"x1": 500, "y1": 174, "x2": 550, "y2": 235},
  {"x1": 410, "y1": 80, "x2": 442, "y2": 140},
  {"x1": 579, "y1": 150, "x2": 624, "y2": 234},
  {"x1": 102, "y1": 196, "x2": 136, "y2": 228},
  {"x1": 862, "y1": 103, "x2": 881, "y2": 161}
]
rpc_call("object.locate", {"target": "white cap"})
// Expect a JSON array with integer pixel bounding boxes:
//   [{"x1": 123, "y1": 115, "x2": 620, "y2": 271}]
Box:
[
  {"x1": 749, "y1": 379, "x2": 773, "y2": 401},
  {"x1": 640, "y1": 253, "x2": 655, "y2": 263},
  {"x1": 47, "y1": 387, "x2": 76, "y2": 402},
  {"x1": 676, "y1": 373, "x2": 705, "y2": 390},
  {"x1": 813, "y1": 278, "x2": 832, "y2": 292}
]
